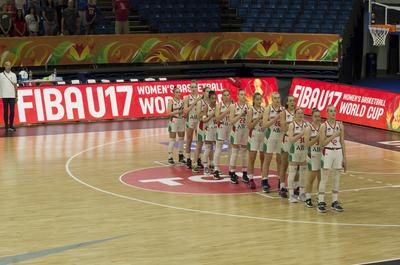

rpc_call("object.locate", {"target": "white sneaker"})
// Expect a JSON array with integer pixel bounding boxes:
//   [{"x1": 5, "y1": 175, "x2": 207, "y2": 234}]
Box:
[
  {"x1": 288, "y1": 195, "x2": 299, "y2": 203},
  {"x1": 298, "y1": 193, "x2": 307, "y2": 202}
]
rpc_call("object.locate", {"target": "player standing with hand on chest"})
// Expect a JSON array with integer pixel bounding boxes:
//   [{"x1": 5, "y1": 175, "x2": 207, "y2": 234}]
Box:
[
  {"x1": 318, "y1": 105, "x2": 346, "y2": 213},
  {"x1": 261, "y1": 92, "x2": 283, "y2": 193},
  {"x1": 213, "y1": 89, "x2": 232, "y2": 179},
  {"x1": 166, "y1": 86, "x2": 185, "y2": 164},
  {"x1": 229, "y1": 89, "x2": 249, "y2": 184},
  {"x1": 246, "y1": 92, "x2": 265, "y2": 189}
]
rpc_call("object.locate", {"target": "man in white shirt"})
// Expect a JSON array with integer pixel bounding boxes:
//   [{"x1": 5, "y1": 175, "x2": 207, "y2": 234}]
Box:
[{"x1": 0, "y1": 61, "x2": 18, "y2": 133}]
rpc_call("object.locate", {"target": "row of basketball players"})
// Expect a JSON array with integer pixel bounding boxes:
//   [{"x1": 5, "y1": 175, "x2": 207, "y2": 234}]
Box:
[{"x1": 166, "y1": 80, "x2": 346, "y2": 213}]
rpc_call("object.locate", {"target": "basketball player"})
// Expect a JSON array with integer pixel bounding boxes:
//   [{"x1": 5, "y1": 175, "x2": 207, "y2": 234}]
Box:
[
  {"x1": 166, "y1": 86, "x2": 185, "y2": 164},
  {"x1": 192, "y1": 86, "x2": 212, "y2": 173},
  {"x1": 278, "y1": 95, "x2": 296, "y2": 198},
  {"x1": 261, "y1": 92, "x2": 283, "y2": 193},
  {"x1": 183, "y1": 81, "x2": 202, "y2": 169},
  {"x1": 318, "y1": 105, "x2": 346, "y2": 213},
  {"x1": 229, "y1": 89, "x2": 249, "y2": 184},
  {"x1": 201, "y1": 91, "x2": 218, "y2": 176},
  {"x1": 304, "y1": 108, "x2": 322, "y2": 208},
  {"x1": 213, "y1": 89, "x2": 232, "y2": 179},
  {"x1": 246, "y1": 92, "x2": 265, "y2": 189},
  {"x1": 287, "y1": 108, "x2": 308, "y2": 203}
]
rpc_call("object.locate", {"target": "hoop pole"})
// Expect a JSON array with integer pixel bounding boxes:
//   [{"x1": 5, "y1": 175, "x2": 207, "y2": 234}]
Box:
[
  {"x1": 385, "y1": 7, "x2": 388, "y2": 25},
  {"x1": 368, "y1": 0, "x2": 372, "y2": 14},
  {"x1": 368, "y1": 0, "x2": 372, "y2": 24}
]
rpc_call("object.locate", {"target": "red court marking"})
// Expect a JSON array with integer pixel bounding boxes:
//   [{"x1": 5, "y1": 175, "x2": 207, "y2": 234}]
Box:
[{"x1": 120, "y1": 165, "x2": 279, "y2": 194}]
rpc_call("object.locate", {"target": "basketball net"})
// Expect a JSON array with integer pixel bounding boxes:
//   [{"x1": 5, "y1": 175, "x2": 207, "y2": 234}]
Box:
[{"x1": 369, "y1": 25, "x2": 393, "y2": 46}]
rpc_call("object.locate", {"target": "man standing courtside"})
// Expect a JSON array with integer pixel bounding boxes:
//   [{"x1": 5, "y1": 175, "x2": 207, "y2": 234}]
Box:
[{"x1": 0, "y1": 61, "x2": 18, "y2": 134}]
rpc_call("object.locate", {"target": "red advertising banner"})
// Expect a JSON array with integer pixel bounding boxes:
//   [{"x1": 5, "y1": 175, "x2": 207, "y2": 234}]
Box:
[
  {"x1": 290, "y1": 78, "x2": 400, "y2": 132},
  {"x1": 0, "y1": 78, "x2": 278, "y2": 127}
]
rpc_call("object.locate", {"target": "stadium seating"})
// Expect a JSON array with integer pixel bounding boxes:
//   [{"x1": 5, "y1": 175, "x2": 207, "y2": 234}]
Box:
[
  {"x1": 230, "y1": 0, "x2": 355, "y2": 35},
  {"x1": 130, "y1": 0, "x2": 221, "y2": 33}
]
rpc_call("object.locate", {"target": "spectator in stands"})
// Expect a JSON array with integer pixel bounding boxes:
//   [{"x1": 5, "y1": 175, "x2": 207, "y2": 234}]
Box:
[
  {"x1": 27, "y1": 0, "x2": 40, "y2": 14},
  {"x1": 25, "y1": 5, "x2": 39, "y2": 35},
  {"x1": 3, "y1": 0, "x2": 15, "y2": 13},
  {"x1": 13, "y1": 8, "x2": 26, "y2": 36},
  {"x1": 0, "y1": 1, "x2": 14, "y2": 36},
  {"x1": 14, "y1": 0, "x2": 26, "y2": 10},
  {"x1": 55, "y1": 0, "x2": 65, "y2": 34},
  {"x1": 76, "y1": 0, "x2": 86, "y2": 34},
  {"x1": 61, "y1": 0, "x2": 79, "y2": 35},
  {"x1": 84, "y1": 0, "x2": 95, "y2": 35},
  {"x1": 0, "y1": 13, "x2": 12, "y2": 36},
  {"x1": 42, "y1": 0, "x2": 56, "y2": 35},
  {"x1": 113, "y1": 0, "x2": 129, "y2": 34}
]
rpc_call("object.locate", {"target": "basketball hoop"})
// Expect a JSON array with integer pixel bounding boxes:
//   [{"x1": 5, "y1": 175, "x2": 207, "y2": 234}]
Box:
[{"x1": 369, "y1": 24, "x2": 396, "y2": 46}]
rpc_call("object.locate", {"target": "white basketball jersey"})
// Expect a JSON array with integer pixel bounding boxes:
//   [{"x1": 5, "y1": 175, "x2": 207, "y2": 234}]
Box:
[
  {"x1": 219, "y1": 101, "x2": 231, "y2": 126},
  {"x1": 171, "y1": 98, "x2": 183, "y2": 120},
  {"x1": 186, "y1": 94, "x2": 200, "y2": 119},
  {"x1": 292, "y1": 121, "x2": 306, "y2": 151},
  {"x1": 325, "y1": 121, "x2": 342, "y2": 148},
  {"x1": 234, "y1": 103, "x2": 249, "y2": 129},
  {"x1": 252, "y1": 106, "x2": 264, "y2": 132},
  {"x1": 309, "y1": 123, "x2": 321, "y2": 153},
  {"x1": 268, "y1": 105, "x2": 283, "y2": 134},
  {"x1": 205, "y1": 104, "x2": 217, "y2": 129}
]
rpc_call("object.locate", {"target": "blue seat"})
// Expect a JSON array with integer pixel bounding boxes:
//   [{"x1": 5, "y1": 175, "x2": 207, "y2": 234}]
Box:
[
  {"x1": 265, "y1": 27, "x2": 280, "y2": 33},
  {"x1": 279, "y1": 27, "x2": 292, "y2": 33},
  {"x1": 309, "y1": 24, "x2": 320, "y2": 29},
  {"x1": 307, "y1": 28, "x2": 320, "y2": 33},
  {"x1": 312, "y1": 13, "x2": 325, "y2": 20},
  {"x1": 237, "y1": 7, "x2": 248, "y2": 17},
  {"x1": 293, "y1": 27, "x2": 305, "y2": 33},
  {"x1": 253, "y1": 25, "x2": 265, "y2": 32},
  {"x1": 241, "y1": 25, "x2": 253, "y2": 32},
  {"x1": 295, "y1": 23, "x2": 307, "y2": 29},
  {"x1": 229, "y1": 0, "x2": 240, "y2": 8}
]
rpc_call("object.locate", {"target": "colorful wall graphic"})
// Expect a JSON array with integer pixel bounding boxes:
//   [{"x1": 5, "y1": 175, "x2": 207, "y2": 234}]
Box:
[{"x1": 0, "y1": 32, "x2": 341, "y2": 67}]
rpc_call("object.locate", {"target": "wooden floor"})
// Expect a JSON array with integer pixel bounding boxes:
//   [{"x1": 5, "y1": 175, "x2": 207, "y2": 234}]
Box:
[{"x1": 0, "y1": 121, "x2": 399, "y2": 265}]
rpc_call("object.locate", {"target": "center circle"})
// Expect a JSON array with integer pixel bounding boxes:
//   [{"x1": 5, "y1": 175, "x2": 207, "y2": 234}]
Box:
[{"x1": 120, "y1": 165, "x2": 279, "y2": 194}]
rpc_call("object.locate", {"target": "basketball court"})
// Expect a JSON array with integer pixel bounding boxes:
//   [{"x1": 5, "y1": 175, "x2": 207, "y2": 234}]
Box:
[{"x1": 0, "y1": 119, "x2": 399, "y2": 265}]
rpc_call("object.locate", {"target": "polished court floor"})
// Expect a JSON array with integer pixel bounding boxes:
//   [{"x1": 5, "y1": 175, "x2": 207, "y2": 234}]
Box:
[{"x1": 0, "y1": 120, "x2": 399, "y2": 265}]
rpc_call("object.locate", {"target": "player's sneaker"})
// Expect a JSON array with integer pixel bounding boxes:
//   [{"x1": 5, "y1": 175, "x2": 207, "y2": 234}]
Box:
[
  {"x1": 331, "y1": 201, "x2": 344, "y2": 212},
  {"x1": 294, "y1": 187, "x2": 300, "y2": 196},
  {"x1": 178, "y1": 154, "x2": 185, "y2": 164},
  {"x1": 317, "y1": 202, "x2": 327, "y2": 213},
  {"x1": 261, "y1": 179, "x2": 270, "y2": 193},
  {"x1": 249, "y1": 179, "x2": 256, "y2": 189},
  {"x1": 288, "y1": 195, "x2": 298, "y2": 203},
  {"x1": 192, "y1": 165, "x2": 200, "y2": 173},
  {"x1": 230, "y1": 172, "x2": 238, "y2": 184},
  {"x1": 298, "y1": 193, "x2": 307, "y2": 202},
  {"x1": 204, "y1": 167, "x2": 210, "y2": 176},
  {"x1": 210, "y1": 164, "x2": 215, "y2": 172},
  {"x1": 168, "y1": 158, "x2": 175, "y2": 165},
  {"x1": 242, "y1": 171, "x2": 249, "y2": 183},
  {"x1": 213, "y1": 170, "x2": 222, "y2": 179},
  {"x1": 186, "y1": 158, "x2": 192, "y2": 169},
  {"x1": 279, "y1": 187, "x2": 288, "y2": 198},
  {"x1": 197, "y1": 158, "x2": 204, "y2": 169},
  {"x1": 305, "y1": 198, "x2": 313, "y2": 208}
]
